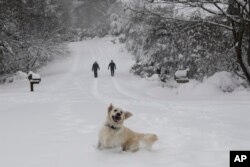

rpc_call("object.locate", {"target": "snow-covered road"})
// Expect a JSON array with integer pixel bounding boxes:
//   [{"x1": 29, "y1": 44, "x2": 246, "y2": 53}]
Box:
[{"x1": 0, "y1": 37, "x2": 250, "y2": 167}]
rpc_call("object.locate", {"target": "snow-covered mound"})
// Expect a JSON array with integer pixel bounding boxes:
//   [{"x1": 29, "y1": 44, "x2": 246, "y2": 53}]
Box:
[
  {"x1": 146, "y1": 74, "x2": 159, "y2": 81},
  {"x1": 15, "y1": 71, "x2": 28, "y2": 79},
  {"x1": 0, "y1": 71, "x2": 28, "y2": 83},
  {"x1": 178, "y1": 71, "x2": 245, "y2": 95},
  {"x1": 149, "y1": 71, "x2": 246, "y2": 96},
  {"x1": 201, "y1": 71, "x2": 244, "y2": 92}
]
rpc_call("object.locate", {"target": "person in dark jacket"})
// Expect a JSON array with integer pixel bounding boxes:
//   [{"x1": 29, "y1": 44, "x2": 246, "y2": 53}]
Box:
[
  {"x1": 92, "y1": 61, "x2": 100, "y2": 78},
  {"x1": 108, "y1": 60, "x2": 116, "y2": 76}
]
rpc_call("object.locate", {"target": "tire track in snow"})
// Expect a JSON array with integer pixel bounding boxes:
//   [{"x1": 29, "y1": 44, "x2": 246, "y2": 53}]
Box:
[
  {"x1": 95, "y1": 42, "x2": 174, "y2": 138},
  {"x1": 96, "y1": 46, "x2": 137, "y2": 101},
  {"x1": 97, "y1": 44, "x2": 172, "y2": 111},
  {"x1": 72, "y1": 44, "x2": 112, "y2": 105},
  {"x1": 83, "y1": 45, "x2": 111, "y2": 104},
  {"x1": 95, "y1": 46, "x2": 142, "y2": 105},
  {"x1": 87, "y1": 45, "x2": 100, "y2": 100},
  {"x1": 49, "y1": 44, "x2": 99, "y2": 137},
  {"x1": 78, "y1": 44, "x2": 138, "y2": 105},
  {"x1": 45, "y1": 44, "x2": 82, "y2": 93},
  {"x1": 76, "y1": 43, "x2": 128, "y2": 104},
  {"x1": 78, "y1": 41, "x2": 172, "y2": 112}
]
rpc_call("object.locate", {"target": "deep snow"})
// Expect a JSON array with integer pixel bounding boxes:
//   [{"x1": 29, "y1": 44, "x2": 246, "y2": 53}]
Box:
[{"x1": 0, "y1": 37, "x2": 250, "y2": 167}]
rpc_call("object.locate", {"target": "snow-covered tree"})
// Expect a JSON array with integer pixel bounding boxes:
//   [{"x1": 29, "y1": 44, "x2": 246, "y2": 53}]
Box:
[
  {"x1": 111, "y1": 0, "x2": 249, "y2": 84},
  {"x1": 143, "y1": 0, "x2": 250, "y2": 83},
  {"x1": 0, "y1": 0, "x2": 69, "y2": 81}
]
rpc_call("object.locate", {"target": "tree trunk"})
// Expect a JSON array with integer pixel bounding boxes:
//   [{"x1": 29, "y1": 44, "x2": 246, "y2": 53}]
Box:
[
  {"x1": 233, "y1": 23, "x2": 250, "y2": 84},
  {"x1": 248, "y1": 0, "x2": 250, "y2": 66},
  {"x1": 235, "y1": 43, "x2": 250, "y2": 84},
  {"x1": 248, "y1": 32, "x2": 250, "y2": 66},
  {"x1": 235, "y1": 35, "x2": 250, "y2": 84}
]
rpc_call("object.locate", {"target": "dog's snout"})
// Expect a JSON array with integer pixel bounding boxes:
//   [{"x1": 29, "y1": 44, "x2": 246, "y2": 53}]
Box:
[{"x1": 112, "y1": 112, "x2": 122, "y2": 123}]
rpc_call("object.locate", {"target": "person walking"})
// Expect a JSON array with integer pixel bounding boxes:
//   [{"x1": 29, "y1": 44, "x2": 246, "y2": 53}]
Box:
[
  {"x1": 92, "y1": 61, "x2": 100, "y2": 78},
  {"x1": 108, "y1": 60, "x2": 116, "y2": 77}
]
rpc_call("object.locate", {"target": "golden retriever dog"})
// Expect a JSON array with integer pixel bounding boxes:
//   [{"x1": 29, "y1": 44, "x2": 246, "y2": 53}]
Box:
[{"x1": 98, "y1": 104, "x2": 158, "y2": 152}]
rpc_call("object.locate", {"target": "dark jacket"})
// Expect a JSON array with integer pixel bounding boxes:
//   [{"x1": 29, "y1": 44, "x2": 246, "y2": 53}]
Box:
[
  {"x1": 108, "y1": 62, "x2": 116, "y2": 71},
  {"x1": 92, "y1": 62, "x2": 100, "y2": 72}
]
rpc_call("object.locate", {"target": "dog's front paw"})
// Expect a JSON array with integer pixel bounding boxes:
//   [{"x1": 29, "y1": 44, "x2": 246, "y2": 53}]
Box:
[{"x1": 97, "y1": 141, "x2": 103, "y2": 150}]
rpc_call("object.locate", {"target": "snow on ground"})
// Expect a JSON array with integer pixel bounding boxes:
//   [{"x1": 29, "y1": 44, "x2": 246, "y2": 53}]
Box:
[{"x1": 0, "y1": 37, "x2": 250, "y2": 167}]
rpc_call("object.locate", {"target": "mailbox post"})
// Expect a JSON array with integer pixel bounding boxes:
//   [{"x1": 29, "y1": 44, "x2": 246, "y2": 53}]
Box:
[{"x1": 28, "y1": 71, "x2": 41, "y2": 92}]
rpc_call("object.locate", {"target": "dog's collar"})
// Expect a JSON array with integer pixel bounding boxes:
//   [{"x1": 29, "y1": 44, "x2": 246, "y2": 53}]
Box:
[{"x1": 105, "y1": 123, "x2": 120, "y2": 130}]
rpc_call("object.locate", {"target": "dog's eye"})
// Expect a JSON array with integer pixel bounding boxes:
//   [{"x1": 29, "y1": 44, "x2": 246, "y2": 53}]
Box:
[
  {"x1": 120, "y1": 111, "x2": 123, "y2": 114},
  {"x1": 114, "y1": 109, "x2": 117, "y2": 112}
]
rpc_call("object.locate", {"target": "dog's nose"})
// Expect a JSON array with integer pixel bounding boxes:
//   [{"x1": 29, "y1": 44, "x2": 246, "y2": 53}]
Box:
[{"x1": 117, "y1": 113, "x2": 121, "y2": 116}]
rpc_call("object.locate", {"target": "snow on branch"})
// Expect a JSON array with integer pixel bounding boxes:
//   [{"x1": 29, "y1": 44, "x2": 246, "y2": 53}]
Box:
[
  {"x1": 148, "y1": 0, "x2": 250, "y2": 23},
  {"x1": 127, "y1": 2, "x2": 233, "y2": 30}
]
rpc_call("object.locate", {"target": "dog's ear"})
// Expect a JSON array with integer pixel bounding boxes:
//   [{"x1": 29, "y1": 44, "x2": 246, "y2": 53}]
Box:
[
  {"x1": 108, "y1": 103, "x2": 113, "y2": 113},
  {"x1": 124, "y1": 111, "x2": 133, "y2": 119}
]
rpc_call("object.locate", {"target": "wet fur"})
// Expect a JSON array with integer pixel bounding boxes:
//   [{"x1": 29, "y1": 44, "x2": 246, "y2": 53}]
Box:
[{"x1": 98, "y1": 104, "x2": 158, "y2": 152}]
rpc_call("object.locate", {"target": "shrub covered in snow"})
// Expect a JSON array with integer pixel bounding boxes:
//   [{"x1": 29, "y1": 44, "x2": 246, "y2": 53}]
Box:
[
  {"x1": 146, "y1": 74, "x2": 159, "y2": 81},
  {"x1": 14, "y1": 71, "x2": 28, "y2": 81},
  {"x1": 0, "y1": 71, "x2": 28, "y2": 84},
  {"x1": 171, "y1": 71, "x2": 246, "y2": 94},
  {"x1": 131, "y1": 63, "x2": 156, "y2": 78},
  {"x1": 202, "y1": 71, "x2": 244, "y2": 92}
]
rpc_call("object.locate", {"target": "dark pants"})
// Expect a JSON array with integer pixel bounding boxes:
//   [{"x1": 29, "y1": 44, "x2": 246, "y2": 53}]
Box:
[
  {"x1": 111, "y1": 70, "x2": 115, "y2": 76},
  {"x1": 94, "y1": 71, "x2": 98, "y2": 78}
]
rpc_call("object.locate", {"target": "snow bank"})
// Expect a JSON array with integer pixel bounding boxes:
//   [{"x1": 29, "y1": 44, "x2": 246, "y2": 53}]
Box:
[
  {"x1": 201, "y1": 71, "x2": 244, "y2": 93},
  {"x1": 181, "y1": 71, "x2": 245, "y2": 95},
  {"x1": 14, "y1": 71, "x2": 28, "y2": 80},
  {"x1": 157, "y1": 71, "x2": 246, "y2": 96}
]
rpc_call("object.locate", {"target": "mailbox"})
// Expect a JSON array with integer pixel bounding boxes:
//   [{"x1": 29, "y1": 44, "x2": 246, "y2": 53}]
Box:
[
  {"x1": 28, "y1": 71, "x2": 41, "y2": 92},
  {"x1": 174, "y1": 69, "x2": 190, "y2": 83}
]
